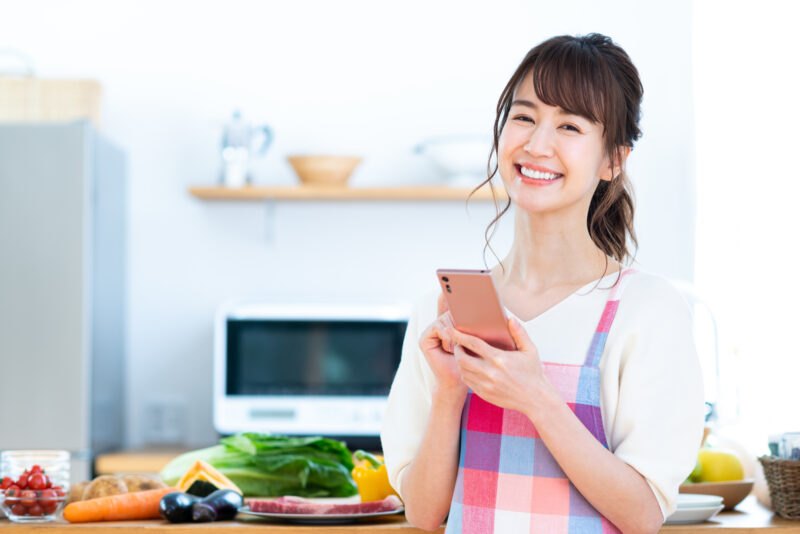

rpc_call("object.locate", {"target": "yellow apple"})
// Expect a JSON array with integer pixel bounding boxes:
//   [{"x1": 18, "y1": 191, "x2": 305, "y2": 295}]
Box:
[
  {"x1": 688, "y1": 459, "x2": 703, "y2": 483},
  {"x1": 696, "y1": 448, "x2": 744, "y2": 482}
]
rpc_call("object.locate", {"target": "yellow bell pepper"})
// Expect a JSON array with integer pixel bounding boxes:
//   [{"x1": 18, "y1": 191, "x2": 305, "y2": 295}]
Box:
[{"x1": 351, "y1": 450, "x2": 399, "y2": 502}]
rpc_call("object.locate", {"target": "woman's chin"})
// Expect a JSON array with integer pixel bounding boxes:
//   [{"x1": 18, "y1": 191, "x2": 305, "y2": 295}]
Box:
[{"x1": 505, "y1": 186, "x2": 561, "y2": 213}]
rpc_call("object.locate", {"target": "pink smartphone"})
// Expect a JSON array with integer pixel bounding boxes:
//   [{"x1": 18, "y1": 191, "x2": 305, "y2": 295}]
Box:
[{"x1": 436, "y1": 268, "x2": 517, "y2": 351}]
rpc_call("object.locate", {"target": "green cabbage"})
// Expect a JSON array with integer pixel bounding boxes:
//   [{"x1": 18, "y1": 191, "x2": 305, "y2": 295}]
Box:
[{"x1": 159, "y1": 433, "x2": 357, "y2": 497}]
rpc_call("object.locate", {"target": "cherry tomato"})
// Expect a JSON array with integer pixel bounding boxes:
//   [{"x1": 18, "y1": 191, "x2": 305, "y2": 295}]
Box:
[
  {"x1": 20, "y1": 489, "x2": 37, "y2": 508},
  {"x1": 30, "y1": 465, "x2": 42, "y2": 474},
  {"x1": 10, "y1": 503, "x2": 27, "y2": 516},
  {"x1": 28, "y1": 473, "x2": 47, "y2": 490},
  {"x1": 5, "y1": 485, "x2": 21, "y2": 502},
  {"x1": 39, "y1": 489, "x2": 56, "y2": 501},
  {"x1": 52, "y1": 486, "x2": 65, "y2": 497},
  {"x1": 45, "y1": 476, "x2": 53, "y2": 489},
  {"x1": 0, "y1": 476, "x2": 13, "y2": 490},
  {"x1": 27, "y1": 503, "x2": 43, "y2": 516},
  {"x1": 41, "y1": 501, "x2": 57, "y2": 515},
  {"x1": 16, "y1": 474, "x2": 29, "y2": 489}
]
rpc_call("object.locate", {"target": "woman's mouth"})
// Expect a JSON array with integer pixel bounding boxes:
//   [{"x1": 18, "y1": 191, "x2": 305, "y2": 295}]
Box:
[{"x1": 516, "y1": 164, "x2": 563, "y2": 185}]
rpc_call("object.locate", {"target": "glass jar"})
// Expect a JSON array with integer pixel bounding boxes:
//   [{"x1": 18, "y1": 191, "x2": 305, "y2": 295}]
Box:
[{"x1": 0, "y1": 450, "x2": 70, "y2": 522}]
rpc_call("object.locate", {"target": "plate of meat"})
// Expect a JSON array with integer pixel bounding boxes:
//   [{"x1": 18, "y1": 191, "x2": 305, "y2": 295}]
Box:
[{"x1": 240, "y1": 495, "x2": 404, "y2": 524}]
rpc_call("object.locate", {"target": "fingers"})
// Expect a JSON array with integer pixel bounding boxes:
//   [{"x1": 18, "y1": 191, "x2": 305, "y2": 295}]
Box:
[
  {"x1": 453, "y1": 344, "x2": 491, "y2": 394},
  {"x1": 437, "y1": 320, "x2": 455, "y2": 353},
  {"x1": 507, "y1": 317, "x2": 534, "y2": 352},
  {"x1": 453, "y1": 343, "x2": 483, "y2": 371},
  {"x1": 437, "y1": 292, "x2": 449, "y2": 316},
  {"x1": 447, "y1": 327, "x2": 494, "y2": 359},
  {"x1": 420, "y1": 316, "x2": 457, "y2": 354}
]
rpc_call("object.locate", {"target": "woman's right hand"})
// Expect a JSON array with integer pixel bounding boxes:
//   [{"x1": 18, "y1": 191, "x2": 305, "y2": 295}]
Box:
[{"x1": 419, "y1": 294, "x2": 468, "y2": 397}]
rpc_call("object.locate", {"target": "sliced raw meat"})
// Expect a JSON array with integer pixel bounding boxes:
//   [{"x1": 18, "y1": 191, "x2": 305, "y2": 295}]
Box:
[
  {"x1": 249, "y1": 494, "x2": 402, "y2": 515},
  {"x1": 329, "y1": 496, "x2": 402, "y2": 514}
]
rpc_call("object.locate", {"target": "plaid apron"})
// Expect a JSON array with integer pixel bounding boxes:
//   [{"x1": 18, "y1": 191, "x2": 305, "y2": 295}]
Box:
[{"x1": 446, "y1": 269, "x2": 635, "y2": 533}]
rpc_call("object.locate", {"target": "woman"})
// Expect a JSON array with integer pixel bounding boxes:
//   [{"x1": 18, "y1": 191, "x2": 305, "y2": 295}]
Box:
[{"x1": 381, "y1": 34, "x2": 705, "y2": 533}]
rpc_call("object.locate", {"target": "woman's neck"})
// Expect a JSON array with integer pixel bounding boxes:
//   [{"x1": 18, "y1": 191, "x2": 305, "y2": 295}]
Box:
[{"x1": 495, "y1": 208, "x2": 620, "y2": 293}]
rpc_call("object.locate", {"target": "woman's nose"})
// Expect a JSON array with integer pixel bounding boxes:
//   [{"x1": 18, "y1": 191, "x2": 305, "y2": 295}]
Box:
[{"x1": 523, "y1": 126, "x2": 554, "y2": 157}]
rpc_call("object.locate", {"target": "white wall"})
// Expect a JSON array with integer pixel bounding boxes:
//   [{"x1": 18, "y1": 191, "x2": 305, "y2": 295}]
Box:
[
  {"x1": 1, "y1": 0, "x2": 695, "y2": 448},
  {"x1": 693, "y1": 0, "x2": 800, "y2": 452}
]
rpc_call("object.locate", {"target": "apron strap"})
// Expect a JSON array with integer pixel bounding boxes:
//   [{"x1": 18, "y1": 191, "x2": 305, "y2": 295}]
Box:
[{"x1": 583, "y1": 268, "x2": 637, "y2": 367}]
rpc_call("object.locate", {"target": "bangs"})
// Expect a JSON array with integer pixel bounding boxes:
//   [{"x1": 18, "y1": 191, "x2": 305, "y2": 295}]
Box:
[{"x1": 526, "y1": 40, "x2": 614, "y2": 127}]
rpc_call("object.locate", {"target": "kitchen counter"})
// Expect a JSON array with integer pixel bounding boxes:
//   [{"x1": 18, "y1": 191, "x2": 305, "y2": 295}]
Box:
[{"x1": 1, "y1": 498, "x2": 798, "y2": 533}]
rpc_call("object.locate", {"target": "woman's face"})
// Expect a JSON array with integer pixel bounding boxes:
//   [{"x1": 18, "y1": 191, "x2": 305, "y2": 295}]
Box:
[{"x1": 498, "y1": 74, "x2": 612, "y2": 218}]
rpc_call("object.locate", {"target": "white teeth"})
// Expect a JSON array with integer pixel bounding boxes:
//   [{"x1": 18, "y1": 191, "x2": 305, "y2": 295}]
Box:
[{"x1": 519, "y1": 166, "x2": 560, "y2": 180}]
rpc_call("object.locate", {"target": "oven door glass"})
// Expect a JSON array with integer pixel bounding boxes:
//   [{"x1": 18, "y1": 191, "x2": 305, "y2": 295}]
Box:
[{"x1": 226, "y1": 319, "x2": 406, "y2": 396}]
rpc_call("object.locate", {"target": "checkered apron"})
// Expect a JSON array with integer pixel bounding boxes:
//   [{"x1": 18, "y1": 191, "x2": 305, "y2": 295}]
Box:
[{"x1": 445, "y1": 269, "x2": 635, "y2": 533}]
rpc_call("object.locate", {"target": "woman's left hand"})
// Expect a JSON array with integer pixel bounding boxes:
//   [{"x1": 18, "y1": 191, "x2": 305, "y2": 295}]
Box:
[{"x1": 448, "y1": 318, "x2": 553, "y2": 416}]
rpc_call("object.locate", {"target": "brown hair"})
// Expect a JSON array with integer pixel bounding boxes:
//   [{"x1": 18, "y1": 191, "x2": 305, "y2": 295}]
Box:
[{"x1": 471, "y1": 33, "x2": 642, "y2": 269}]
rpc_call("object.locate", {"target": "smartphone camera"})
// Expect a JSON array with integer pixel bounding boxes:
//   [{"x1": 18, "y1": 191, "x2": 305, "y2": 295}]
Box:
[
  {"x1": 441, "y1": 276, "x2": 449, "y2": 282},
  {"x1": 446, "y1": 284, "x2": 451, "y2": 293}
]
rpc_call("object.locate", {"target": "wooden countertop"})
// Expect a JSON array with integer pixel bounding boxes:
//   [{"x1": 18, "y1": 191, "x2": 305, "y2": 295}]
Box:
[
  {"x1": 1, "y1": 498, "x2": 798, "y2": 533},
  {"x1": 87, "y1": 452, "x2": 799, "y2": 531}
]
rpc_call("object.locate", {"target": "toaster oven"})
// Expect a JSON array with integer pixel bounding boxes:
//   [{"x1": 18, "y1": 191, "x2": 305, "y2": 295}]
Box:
[{"x1": 213, "y1": 301, "x2": 408, "y2": 448}]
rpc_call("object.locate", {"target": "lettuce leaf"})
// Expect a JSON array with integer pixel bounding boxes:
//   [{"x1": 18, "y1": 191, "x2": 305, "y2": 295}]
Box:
[{"x1": 159, "y1": 433, "x2": 357, "y2": 497}]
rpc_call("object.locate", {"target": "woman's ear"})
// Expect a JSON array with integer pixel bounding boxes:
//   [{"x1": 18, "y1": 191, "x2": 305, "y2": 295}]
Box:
[{"x1": 600, "y1": 146, "x2": 632, "y2": 181}]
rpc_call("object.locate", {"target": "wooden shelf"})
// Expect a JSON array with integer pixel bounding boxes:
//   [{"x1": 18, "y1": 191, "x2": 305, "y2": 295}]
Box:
[{"x1": 188, "y1": 185, "x2": 507, "y2": 202}]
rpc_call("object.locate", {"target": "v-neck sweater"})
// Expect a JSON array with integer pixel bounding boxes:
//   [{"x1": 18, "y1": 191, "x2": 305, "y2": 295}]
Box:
[{"x1": 380, "y1": 269, "x2": 705, "y2": 521}]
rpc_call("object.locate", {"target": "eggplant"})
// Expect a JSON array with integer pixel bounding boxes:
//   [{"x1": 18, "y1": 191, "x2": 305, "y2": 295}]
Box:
[
  {"x1": 191, "y1": 503, "x2": 217, "y2": 522},
  {"x1": 160, "y1": 489, "x2": 242, "y2": 523},
  {"x1": 159, "y1": 492, "x2": 200, "y2": 523},
  {"x1": 194, "y1": 489, "x2": 243, "y2": 521}
]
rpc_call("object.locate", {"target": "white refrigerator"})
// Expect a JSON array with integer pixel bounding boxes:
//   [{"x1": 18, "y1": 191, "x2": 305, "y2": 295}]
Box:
[{"x1": 0, "y1": 120, "x2": 127, "y2": 485}]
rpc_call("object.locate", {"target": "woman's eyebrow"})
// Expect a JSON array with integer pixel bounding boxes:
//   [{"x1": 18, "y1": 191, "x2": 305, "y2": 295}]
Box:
[
  {"x1": 510, "y1": 99, "x2": 580, "y2": 119},
  {"x1": 510, "y1": 99, "x2": 537, "y2": 109}
]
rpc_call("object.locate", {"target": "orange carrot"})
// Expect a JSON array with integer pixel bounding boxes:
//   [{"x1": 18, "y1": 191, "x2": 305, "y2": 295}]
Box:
[{"x1": 63, "y1": 487, "x2": 176, "y2": 523}]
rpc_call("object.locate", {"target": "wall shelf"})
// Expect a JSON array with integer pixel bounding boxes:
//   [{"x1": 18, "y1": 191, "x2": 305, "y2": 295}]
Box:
[{"x1": 188, "y1": 185, "x2": 507, "y2": 202}]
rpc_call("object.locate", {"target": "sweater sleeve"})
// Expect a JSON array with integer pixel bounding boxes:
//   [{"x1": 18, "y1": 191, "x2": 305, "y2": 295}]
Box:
[
  {"x1": 380, "y1": 290, "x2": 439, "y2": 500},
  {"x1": 605, "y1": 275, "x2": 706, "y2": 521}
]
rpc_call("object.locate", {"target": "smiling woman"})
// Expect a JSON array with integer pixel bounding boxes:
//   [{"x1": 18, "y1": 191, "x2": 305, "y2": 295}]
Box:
[
  {"x1": 381, "y1": 33, "x2": 705, "y2": 534},
  {"x1": 481, "y1": 33, "x2": 640, "y2": 270}
]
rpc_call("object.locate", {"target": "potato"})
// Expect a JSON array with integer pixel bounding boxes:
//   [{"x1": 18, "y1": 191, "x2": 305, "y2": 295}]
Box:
[
  {"x1": 82, "y1": 475, "x2": 128, "y2": 500},
  {"x1": 66, "y1": 481, "x2": 90, "y2": 504},
  {"x1": 120, "y1": 474, "x2": 166, "y2": 493}
]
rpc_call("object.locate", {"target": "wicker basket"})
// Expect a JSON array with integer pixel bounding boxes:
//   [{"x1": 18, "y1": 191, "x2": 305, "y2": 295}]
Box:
[
  {"x1": 0, "y1": 77, "x2": 102, "y2": 127},
  {"x1": 759, "y1": 455, "x2": 800, "y2": 520}
]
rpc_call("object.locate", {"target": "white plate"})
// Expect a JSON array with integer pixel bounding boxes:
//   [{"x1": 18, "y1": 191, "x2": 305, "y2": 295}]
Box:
[
  {"x1": 676, "y1": 493, "x2": 724, "y2": 508},
  {"x1": 664, "y1": 504, "x2": 724, "y2": 525},
  {"x1": 238, "y1": 505, "x2": 405, "y2": 525}
]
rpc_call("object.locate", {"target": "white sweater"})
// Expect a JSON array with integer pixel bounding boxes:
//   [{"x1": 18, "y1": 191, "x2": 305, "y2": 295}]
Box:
[{"x1": 380, "y1": 269, "x2": 705, "y2": 521}]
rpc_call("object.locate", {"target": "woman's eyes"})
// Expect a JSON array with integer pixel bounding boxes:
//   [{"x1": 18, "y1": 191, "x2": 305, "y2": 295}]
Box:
[{"x1": 512, "y1": 116, "x2": 581, "y2": 133}]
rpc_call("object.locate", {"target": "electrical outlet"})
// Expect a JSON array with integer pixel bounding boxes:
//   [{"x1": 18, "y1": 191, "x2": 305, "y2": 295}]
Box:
[{"x1": 142, "y1": 397, "x2": 187, "y2": 446}]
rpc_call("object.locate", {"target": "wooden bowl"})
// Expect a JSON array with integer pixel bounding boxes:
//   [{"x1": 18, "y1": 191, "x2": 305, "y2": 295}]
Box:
[
  {"x1": 287, "y1": 155, "x2": 361, "y2": 187},
  {"x1": 679, "y1": 479, "x2": 755, "y2": 510}
]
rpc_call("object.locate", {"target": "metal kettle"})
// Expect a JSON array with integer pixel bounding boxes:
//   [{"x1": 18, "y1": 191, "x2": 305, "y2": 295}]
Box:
[{"x1": 220, "y1": 110, "x2": 273, "y2": 187}]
